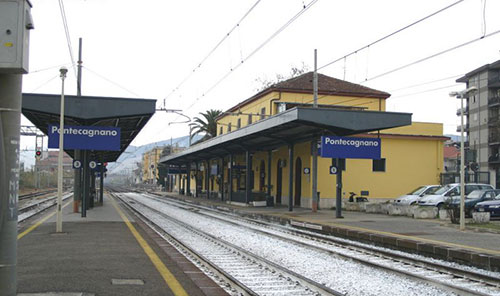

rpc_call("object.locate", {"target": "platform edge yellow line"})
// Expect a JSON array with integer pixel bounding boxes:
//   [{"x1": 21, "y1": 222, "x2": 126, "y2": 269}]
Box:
[
  {"x1": 18, "y1": 200, "x2": 72, "y2": 240},
  {"x1": 110, "y1": 195, "x2": 189, "y2": 296}
]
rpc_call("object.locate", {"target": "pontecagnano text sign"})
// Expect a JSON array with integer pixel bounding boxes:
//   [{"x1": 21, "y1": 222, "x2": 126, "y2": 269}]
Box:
[
  {"x1": 48, "y1": 125, "x2": 121, "y2": 151},
  {"x1": 320, "y1": 136, "x2": 381, "y2": 159}
]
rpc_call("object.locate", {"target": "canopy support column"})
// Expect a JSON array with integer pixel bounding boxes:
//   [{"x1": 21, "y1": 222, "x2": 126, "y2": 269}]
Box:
[{"x1": 288, "y1": 144, "x2": 294, "y2": 212}]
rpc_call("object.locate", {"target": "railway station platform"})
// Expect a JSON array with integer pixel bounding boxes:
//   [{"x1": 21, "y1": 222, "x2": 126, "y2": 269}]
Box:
[
  {"x1": 16, "y1": 194, "x2": 228, "y2": 296},
  {"x1": 156, "y1": 192, "x2": 500, "y2": 271}
]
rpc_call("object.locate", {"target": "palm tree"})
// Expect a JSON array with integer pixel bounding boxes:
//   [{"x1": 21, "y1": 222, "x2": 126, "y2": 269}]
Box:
[{"x1": 189, "y1": 109, "x2": 222, "y2": 143}]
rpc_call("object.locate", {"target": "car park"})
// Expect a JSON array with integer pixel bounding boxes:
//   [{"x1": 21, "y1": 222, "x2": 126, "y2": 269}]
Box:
[
  {"x1": 393, "y1": 185, "x2": 441, "y2": 205},
  {"x1": 417, "y1": 183, "x2": 494, "y2": 209},
  {"x1": 474, "y1": 194, "x2": 500, "y2": 218},
  {"x1": 448, "y1": 189, "x2": 500, "y2": 217}
]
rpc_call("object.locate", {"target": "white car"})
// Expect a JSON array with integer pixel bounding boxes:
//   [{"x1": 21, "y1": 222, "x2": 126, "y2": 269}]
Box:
[
  {"x1": 418, "y1": 183, "x2": 494, "y2": 209},
  {"x1": 393, "y1": 185, "x2": 441, "y2": 205}
]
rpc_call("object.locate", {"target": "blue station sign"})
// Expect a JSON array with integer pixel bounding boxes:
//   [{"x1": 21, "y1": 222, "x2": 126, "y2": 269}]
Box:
[
  {"x1": 48, "y1": 125, "x2": 121, "y2": 151},
  {"x1": 320, "y1": 136, "x2": 381, "y2": 159}
]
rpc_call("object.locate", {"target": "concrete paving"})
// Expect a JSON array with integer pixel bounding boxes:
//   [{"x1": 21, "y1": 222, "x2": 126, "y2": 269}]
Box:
[{"x1": 17, "y1": 195, "x2": 227, "y2": 296}]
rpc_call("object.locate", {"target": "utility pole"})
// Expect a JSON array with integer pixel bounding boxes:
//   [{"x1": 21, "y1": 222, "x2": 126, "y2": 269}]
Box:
[
  {"x1": 312, "y1": 49, "x2": 319, "y2": 212},
  {"x1": 0, "y1": 1, "x2": 34, "y2": 295},
  {"x1": 56, "y1": 67, "x2": 68, "y2": 233},
  {"x1": 74, "y1": 38, "x2": 82, "y2": 213}
]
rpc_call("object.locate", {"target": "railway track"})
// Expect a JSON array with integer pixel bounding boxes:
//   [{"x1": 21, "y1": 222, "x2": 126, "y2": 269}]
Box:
[
  {"x1": 19, "y1": 189, "x2": 57, "y2": 201},
  {"x1": 18, "y1": 192, "x2": 72, "y2": 223},
  {"x1": 141, "y1": 193, "x2": 500, "y2": 296},
  {"x1": 114, "y1": 191, "x2": 343, "y2": 296}
]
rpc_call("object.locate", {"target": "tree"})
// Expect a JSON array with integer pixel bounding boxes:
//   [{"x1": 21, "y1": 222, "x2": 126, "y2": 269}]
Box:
[
  {"x1": 189, "y1": 109, "x2": 222, "y2": 143},
  {"x1": 254, "y1": 63, "x2": 309, "y2": 92}
]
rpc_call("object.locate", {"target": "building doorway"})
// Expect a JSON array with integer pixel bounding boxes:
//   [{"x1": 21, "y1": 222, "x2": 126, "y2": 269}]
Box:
[
  {"x1": 294, "y1": 157, "x2": 302, "y2": 206},
  {"x1": 276, "y1": 159, "x2": 282, "y2": 204}
]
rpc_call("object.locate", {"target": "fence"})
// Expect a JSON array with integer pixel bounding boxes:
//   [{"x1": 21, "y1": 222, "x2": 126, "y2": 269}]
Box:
[{"x1": 440, "y1": 171, "x2": 490, "y2": 185}]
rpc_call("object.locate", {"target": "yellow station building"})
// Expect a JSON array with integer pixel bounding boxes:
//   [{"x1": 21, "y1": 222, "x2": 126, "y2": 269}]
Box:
[{"x1": 161, "y1": 72, "x2": 447, "y2": 209}]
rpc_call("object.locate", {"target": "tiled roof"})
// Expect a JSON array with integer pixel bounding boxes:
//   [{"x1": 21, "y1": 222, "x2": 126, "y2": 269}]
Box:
[
  {"x1": 444, "y1": 146, "x2": 460, "y2": 159},
  {"x1": 273, "y1": 72, "x2": 390, "y2": 97},
  {"x1": 225, "y1": 72, "x2": 390, "y2": 113}
]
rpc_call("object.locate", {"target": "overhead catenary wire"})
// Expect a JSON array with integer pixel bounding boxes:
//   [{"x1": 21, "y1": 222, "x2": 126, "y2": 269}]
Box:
[
  {"x1": 361, "y1": 28, "x2": 500, "y2": 83},
  {"x1": 58, "y1": 0, "x2": 77, "y2": 79},
  {"x1": 83, "y1": 66, "x2": 142, "y2": 98},
  {"x1": 181, "y1": 0, "x2": 320, "y2": 114},
  {"x1": 318, "y1": 0, "x2": 465, "y2": 71},
  {"x1": 162, "y1": 0, "x2": 263, "y2": 107}
]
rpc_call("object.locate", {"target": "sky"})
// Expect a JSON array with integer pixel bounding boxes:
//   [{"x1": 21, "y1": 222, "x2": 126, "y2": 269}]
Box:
[{"x1": 20, "y1": 0, "x2": 500, "y2": 153}]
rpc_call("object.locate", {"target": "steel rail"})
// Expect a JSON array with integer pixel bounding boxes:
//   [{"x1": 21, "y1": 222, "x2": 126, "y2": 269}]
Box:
[
  {"x1": 142, "y1": 192, "x2": 500, "y2": 296},
  {"x1": 114, "y1": 191, "x2": 344, "y2": 296}
]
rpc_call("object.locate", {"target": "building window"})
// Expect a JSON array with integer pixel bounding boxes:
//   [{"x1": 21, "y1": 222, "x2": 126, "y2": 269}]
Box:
[
  {"x1": 237, "y1": 118, "x2": 241, "y2": 129},
  {"x1": 260, "y1": 107, "x2": 266, "y2": 120},
  {"x1": 228, "y1": 123, "x2": 232, "y2": 132},
  {"x1": 219, "y1": 126, "x2": 223, "y2": 135},
  {"x1": 248, "y1": 114, "x2": 252, "y2": 125},
  {"x1": 373, "y1": 158, "x2": 386, "y2": 172},
  {"x1": 331, "y1": 158, "x2": 346, "y2": 171}
]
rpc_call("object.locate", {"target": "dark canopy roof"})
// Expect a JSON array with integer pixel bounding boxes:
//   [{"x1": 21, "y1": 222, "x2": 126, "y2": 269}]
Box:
[
  {"x1": 161, "y1": 107, "x2": 411, "y2": 166},
  {"x1": 22, "y1": 93, "x2": 156, "y2": 162}
]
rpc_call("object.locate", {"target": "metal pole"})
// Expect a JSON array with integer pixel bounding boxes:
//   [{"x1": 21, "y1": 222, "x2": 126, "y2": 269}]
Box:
[
  {"x1": 312, "y1": 139, "x2": 318, "y2": 212},
  {"x1": 460, "y1": 95, "x2": 465, "y2": 230},
  {"x1": 336, "y1": 158, "x2": 343, "y2": 218},
  {"x1": 288, "y1": 144, "x2": 294, "y2": 212},
  {"x1": 313, "y1": 49, "x2": 318, "y2": 107},
  {"x1": 74, "y1": 38, "x2": 83, "y2": 213},
  {"x1": 77, "y1": 38, "x2": 82, "y2": 96},
  {"x1": 267, "y1": 150, "x2": 272, "y2": 204},
  {"x1": 229, "y1": 154, "x2": 233, "y2": 202},
  {"x1": 220, "y1": 157, "x2": 224, "y2": 201},
  {"x1": 73, "y1": 150, "x2": 81, "y2": 212},
  {"x1": 312, "y1": 49, "x2": 319, "y2": 212},
  {"x1": 186, "y1": 162, "x2": 191, "y2": 196},
  {"x1": 245, "y1": 151, "x2": 252, "y2": 204},
  {"x1": 99, "y1": 157, "x2": 104, "y2": 205},
  {"x1": 81, "y1": 150, "x2": 87, "y2": 217},
  {"x1": 90, "y1": 170, "x2": 95, "y2": 208},
  {"x1": 206, "y1": 160, "x2": 210, "y2": 198},
  {"x1": 0, "y1": 73, "x2": 22, "y2": 296},
  {"x1": 56, "y1": 67, "x2": 67, "y2": 233}
]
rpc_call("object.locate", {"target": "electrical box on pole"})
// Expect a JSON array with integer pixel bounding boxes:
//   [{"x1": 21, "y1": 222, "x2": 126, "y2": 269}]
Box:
[{"x1": 0, "y1": 0, "x2": 34, "y2": 74}]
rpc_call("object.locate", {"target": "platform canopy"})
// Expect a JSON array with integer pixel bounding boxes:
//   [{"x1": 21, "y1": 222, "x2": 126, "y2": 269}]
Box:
[
  {"x1": 22, "y1": 93, "x2": 156, "y2": 162},
  {"x1": 160, "y1": 107, "x2": 412, "y2": 166}
]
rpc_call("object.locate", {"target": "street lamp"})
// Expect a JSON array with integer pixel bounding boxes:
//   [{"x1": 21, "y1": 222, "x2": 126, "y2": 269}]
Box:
[
  {"x1": 56, "y1": 67, "x2": 68, "y2": 233},
  {"x1": 449, "y1": 86, "x2": 477, "y2": 231}
]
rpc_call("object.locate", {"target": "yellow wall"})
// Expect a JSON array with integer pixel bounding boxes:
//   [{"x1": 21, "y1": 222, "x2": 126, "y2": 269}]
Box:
[
  {"x1": 217, "y1": 91, "x2": 386, "y2": 135},
  {"x1": 178, "y1": 88, "x2": 445, "y2": 205},
  {"x1": 142, "y1": 147, "x2": 163, "y2": 183}
]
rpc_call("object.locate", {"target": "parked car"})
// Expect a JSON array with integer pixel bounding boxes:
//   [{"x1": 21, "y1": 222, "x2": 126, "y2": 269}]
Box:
[
  {"x1": 448, "y1": 189, "x2": 500, "y2": 217},
  {"x1": 418, "y1": 183, "x2": 494, "y2": 209},
  {"x1": 474, "y1": 194, "x2": 500, "y2": 218},
  {"x1": 393, "y1": 185, "x2": 441, "y2": 205}
]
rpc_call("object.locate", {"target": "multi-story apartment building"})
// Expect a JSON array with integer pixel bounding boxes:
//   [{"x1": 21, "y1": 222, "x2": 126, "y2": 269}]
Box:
[
  {"x1": 456, "y1": 60, "x2": 500, "y2": 187},
  {"x1": 142, "y1": 147, "x2": 163, "y2": 184}
]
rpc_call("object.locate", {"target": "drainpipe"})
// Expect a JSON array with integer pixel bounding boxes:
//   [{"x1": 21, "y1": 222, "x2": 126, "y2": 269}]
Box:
[{"x1": 269, "y1": 92, "x2": 282, "y2": 116}]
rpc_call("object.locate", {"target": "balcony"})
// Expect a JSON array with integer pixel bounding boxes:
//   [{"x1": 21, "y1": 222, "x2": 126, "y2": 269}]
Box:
[
  {"x1": 489, "y1": 133, "x2": 500, "y2": 145},
  {"x1": 489, "y1": 154, "x2": 500, "y2": 164},
  {"x1": 456, "y1": 106, "x2": 469, "y2": 116},
  {"x1": 488, "y1": 96, "x2": 500, "y2": 107},
  {"x1": 489, "y1": 116, "x2": 500, "y2": 126}
]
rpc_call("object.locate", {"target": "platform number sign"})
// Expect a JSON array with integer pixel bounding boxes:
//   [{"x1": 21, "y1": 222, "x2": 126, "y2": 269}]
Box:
[
  {"x1": 72, "y1": 160, "x2": 82, "y2": 169},
  {"x1": 329, "y1": 166, "x2": 338, "y2": 175},
  {"x1": 89, "y1": 161, "x2": 97, "y2": 169}
]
